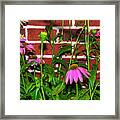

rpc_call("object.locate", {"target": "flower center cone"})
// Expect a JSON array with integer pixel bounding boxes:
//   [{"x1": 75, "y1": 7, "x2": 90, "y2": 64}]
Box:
[{"x1": 70, "y1": 64, "x2": 78, "y2": 70}]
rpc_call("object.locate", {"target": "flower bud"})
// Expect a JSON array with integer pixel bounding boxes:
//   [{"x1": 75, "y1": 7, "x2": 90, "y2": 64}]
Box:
[{"x1": 39, "y1": 32, "x2": 47, "y2": 41}]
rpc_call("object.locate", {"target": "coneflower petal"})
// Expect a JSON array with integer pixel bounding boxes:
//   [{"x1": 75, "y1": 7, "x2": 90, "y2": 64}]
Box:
[
  {"x1": 76, "y1": 69, "x2": 83, "y2": 82},
  {"x1": 78, "y1": 67, "x2": 90, "y2": 78},
  {"x1": 73, "y1": 69, "x2": 78, "y2": 83},
  {"x1": 69, "y1": 70, "x2": 73, "y2": 84},
  {"x1": 66, "y1": 71, "x2": 70, "y2": 84}
]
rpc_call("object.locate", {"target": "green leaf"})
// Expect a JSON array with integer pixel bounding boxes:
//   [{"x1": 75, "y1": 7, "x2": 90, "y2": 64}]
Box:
[
  {"x1": 35, "y1": 88, "x2": 40, "y2": 100},
  {"x1": 91, "y1": 80, "x2": 100, "y2": 95},
  {"x1": 29, "y1": 84, "x2": 36, "y2": 93},
  {"x1": 58, "y1": 69, "x2": 66, "y2": 76},
  {"x1": 95, "y1": 89, "x2": 100, "y2": 95},
  {"x1": 27, "y1": 73, "x2": 34, "y2": 80},
  {"x1": 20, "y1": 62, "x2": 33, "y2": 73},
  {"x1": 52, "y1": 82, "x2": 65, "y2": 95},
  {"x1": 79, "y1": 93, "x2": 90, "y2": 100},
  {"x1": 56, "y1": 45, "x2": 72, "y2": 57},
  {"x1": 59, "y1": 94, "x2": 68, "y2": 100},
  {"x1": 78, "y1": 63, "x2": 88, "y2": 69},
  {"x1": 20, "y1": 86, "x2": 26, "y2": 94},
  {"x1": 52, "y1": 58, "x2": 68, "y2": 69},
  {"x1": 43, "y1": 64, "x2": 54, "y2": 74},
  {"x1": 88, "y1": 64, "x2": 98, "y2": 91},
  {"x1": 78, "y1": 89, "x2": 89, "y2": 99},
  {"x1": 26, "y1": 83, "x2": 35, "y2": 93},
  {"x1": 44, "y1": 87, "x2": 52, "y2": 96}
]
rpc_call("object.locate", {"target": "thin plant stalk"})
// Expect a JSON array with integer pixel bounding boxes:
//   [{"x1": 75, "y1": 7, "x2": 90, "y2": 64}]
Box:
[
  {"x1": 84, "y1": 20, "x2": 92, "y2": 100},
  {"x1": 51, "y1": 20, "x2": 54, "y2": 62},
  {"x1": 61, "y1": 20, "x2": 64, "y2": 42},
  {"x1": 85, "y1": 20, "x2": 90, "y2": 70},
  {"x1": 58, "y1": 20, "x2": 64, "y2": 81},
  {"x1": 33, "y1": 63, "x2": 36, "y2": 79},
  {"x1": 76, "y1": 83, "x2": 79, "y2": 98},
  {"x1": 21, "y1": 55, "x2": 29, "y2": 84},
  {"x1": 69, "y1": 20, "x2": 73, "y2": 68},
  {"x1": 33, "y1": 62, "x2": 38, "y2": 99},
  {"x1": 69, "y1": 26, "x2": 85, "y2": 68},
  {"x1": 40, "y1": 38, "x2": 45, "y2": 100},
  {"x1": 91, "y1": 81, "x2": 99, "y2": 100},
  {"x1": 21, "y1": 74, "x2": 26, "y2": 93},
  {"x1": 51, "y1": 20, "x2": 56, "y2": 85}
]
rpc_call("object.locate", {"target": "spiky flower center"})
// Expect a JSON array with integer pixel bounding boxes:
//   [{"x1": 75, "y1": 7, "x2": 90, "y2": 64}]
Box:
[
  {"x1": 70, "y1": 64, "x2": 78, "y2": 70},
  {"x1": 20, "y1": 34, "x2": 25, "y2": 39}
]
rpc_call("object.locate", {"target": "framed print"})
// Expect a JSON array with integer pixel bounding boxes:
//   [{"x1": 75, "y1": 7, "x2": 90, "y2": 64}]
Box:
[{"x1": 0, "y1": 0, "x2": 120, "y2": 119}]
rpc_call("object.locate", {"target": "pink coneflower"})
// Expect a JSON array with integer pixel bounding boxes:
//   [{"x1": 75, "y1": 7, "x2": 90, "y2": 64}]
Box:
[
  {"x1": 65, "y1": 64, "x2": 90, "y2": 84},
  {"x1": 20, "y1": 47, "x2": 25, "y2": 55},
  {"x1": 28, "y1": 57, "x2": 45, "y2": 64},
  {"x1": 95, "y1": 30, "x2": 100, "y2": 37},
  {"x1": 26, "y1": 44, "x2": 35, "y2": 52},
  {"x1": 20, "y1": 42, "x2": 35, "y2": 55},
  {"x1": 20, "y1": 34, "x2": 26, "y2": 42}
]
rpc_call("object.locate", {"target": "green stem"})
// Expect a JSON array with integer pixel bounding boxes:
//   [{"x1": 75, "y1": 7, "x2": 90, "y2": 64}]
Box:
[
  {"x1": 40, "y1": 39, "x2": 45, "y2": 100},
  {"x1": 22, "y1": 55, "x2": 29, "y2": 84},
  {"x1": 61, "y1": 20, "x2": 64, "y2": 42},
  {"x1": 87, "y1": 21, "x2": 90, "y2": 71},
  {"x1": 69, "y1": 27, "x2": 84, "y2": 69},
  {"x1": 58, "y1": 64, "x2": 61, "y2": 81},
  {"x1": 33, "y1": 62, "x2": 38, "y2": 100},
  {"x1": 33, "y1": 63, "x2": 36, "y2": 79},
  {"x1": 91, "y1": 82, "x2": 99, "y2": 100},
  {"x1": 58, "y1": 20, "x2": 64, "y2": 81},
  {"x1": 69, "y1": 20, "x2": 73, "y2": 68},
  {"x1": 51, "y1": 20, "x2": 54, "y2": 62},
  {"x1": 21, "y1": 74, "x2": 26, "y2": 93},
  {"x1": 76, "y1": 83, "x2": 79, "y2": 98},
  {"x1": 85, "y1": 20, "x2": 92, "y2": 100},
  {"x1": 85, "y1": 20, "x2": 90, "y2": 71}
]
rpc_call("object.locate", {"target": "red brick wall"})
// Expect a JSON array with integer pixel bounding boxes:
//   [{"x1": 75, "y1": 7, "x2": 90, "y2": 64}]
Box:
[{"x1": 20, "y1": 20, "x2": 100, "y2": 79}]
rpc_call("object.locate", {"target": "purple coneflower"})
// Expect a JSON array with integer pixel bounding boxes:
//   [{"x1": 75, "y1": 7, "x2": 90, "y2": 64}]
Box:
[
  {"x1": 65, "y1": 64, "x2": 90, "y2": 84},
  {"x1": 20, "y1": 34, "x2": 26, "y2": 55},
  {"x1": 20, "y1": 47, "x2": 25, "y2": 55},
  {"x1": 95, "y1": 30, "x2": 100, "y2": 37},
  {"x1": 28, "y1": 57, "x2": 45, "y2": 64},
  {"x1": 26, "y1": 44, "x2": 35, "y2": 52},
  {"x1": 20, "y1": 34, "x2": 26, "y2": 42}
]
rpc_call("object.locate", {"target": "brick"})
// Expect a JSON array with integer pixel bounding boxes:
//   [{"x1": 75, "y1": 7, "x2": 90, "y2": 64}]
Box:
[
  {"x1": 28, "y1": 20, "x2": 72, "y2": 26},
  {"x1": 32, "y1": 43, "x2": 41, "y2": 55},
  {"x1": 36, "y1": 73, "x2": 40, "y2": 77},
  {"x1": 90, "y1": 59, "x2": 100, "y2": 70},
  {"x1": 32, "y1": 43, "x2": 61, "y2": 55},
  {"x1": 89, "y1": 20, "x2": 100, "y2": 26},
  {"x1": 27, "y1": 28, "x2": 57, "y2": 41},
  {"x1": 44, "y1": 58, "x2": 52, "y2": 64},
  {"x1": 75, "y1": 20, "x2": 87, "y2": 26},
  {"x1": 62, "y1": 58, "x2": 86, "y2": 64},
  {"x1": 59, "y1": 28, "x2": 85, "y2": 41},
  {"x1": 28, "y1": 20, "x2": 51, "y2": 26},
  {"x1": 75, "y1": 20, "x2": 100, "y2": 26},
  {"x1": 96, "y1": 72, "x2": 100, "y2": 80},
  {"x1": 53, "y1": 20, "x2": 72, "y2": 26},
  {"x1": 76, "y1": 44, "x2": 86, "y2": 56}
]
